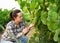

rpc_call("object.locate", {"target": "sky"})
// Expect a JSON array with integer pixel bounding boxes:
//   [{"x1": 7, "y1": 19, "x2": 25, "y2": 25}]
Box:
[{"x1": 0, "y1": 0, "x2": 20, "y2": 11}]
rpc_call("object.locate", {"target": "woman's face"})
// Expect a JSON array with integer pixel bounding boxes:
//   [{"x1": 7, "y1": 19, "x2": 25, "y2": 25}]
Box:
[{"x1": 14, "y1": 12, "x2": 23, "y2": 23}]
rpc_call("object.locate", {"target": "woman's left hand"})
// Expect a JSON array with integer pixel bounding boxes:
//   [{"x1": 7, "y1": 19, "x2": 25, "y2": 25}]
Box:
[{"x1": 29, "y1": 23, "x2": 35, "y2": 29}]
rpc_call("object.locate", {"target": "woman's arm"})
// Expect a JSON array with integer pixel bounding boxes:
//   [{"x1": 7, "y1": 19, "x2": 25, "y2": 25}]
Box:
[
  {"x1": 16, "y1": 23, "x2": 34, "y2": 38},
  {"x1": 6, "y1": 25, "x2": 16, "y2": 40},
  {"x1": 22, "y1": 23, "x2": 34, "y2": 34}
]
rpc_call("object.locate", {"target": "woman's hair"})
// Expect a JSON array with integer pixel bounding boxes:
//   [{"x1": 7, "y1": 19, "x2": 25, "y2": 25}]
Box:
[{"x1": 10, "y1": 9, "x2": 21, "y2": 20}]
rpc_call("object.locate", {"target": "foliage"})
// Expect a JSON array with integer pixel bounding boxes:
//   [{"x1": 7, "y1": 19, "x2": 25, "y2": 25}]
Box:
[
  {"x1": 0, "y1": 0, "x2": 60, "y2": 43},
  {"x1": 16, "y1": 0, "x2": 59, "y2": 43},
  {"x1": 0, "y1": 9, "x2": 10, "y2": 31}
]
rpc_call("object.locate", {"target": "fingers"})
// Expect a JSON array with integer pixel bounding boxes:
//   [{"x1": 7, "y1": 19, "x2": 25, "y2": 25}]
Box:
[{"x1": 29, "y1": 23, "x2": 35, "y2": 28}]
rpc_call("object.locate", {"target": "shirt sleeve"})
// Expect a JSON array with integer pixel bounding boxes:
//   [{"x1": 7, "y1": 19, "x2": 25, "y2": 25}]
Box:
[
  {"x1": 19, "y1": 21, "x2": 26, "y2": 32},
  {"x1": 20, "y1": 21, "x2": 26, "y2": 27},
  {"x1": 19, "y1": 21, "x2": 29, "y2": 35},
  {"x1": 6, "y1": 24, "x2": 16, "y2": 40}
]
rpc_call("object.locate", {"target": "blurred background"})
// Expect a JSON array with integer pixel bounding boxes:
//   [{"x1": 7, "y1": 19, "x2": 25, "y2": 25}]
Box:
[{"x1": 0, "y1": 0, "x2": 59, "y2": 43}]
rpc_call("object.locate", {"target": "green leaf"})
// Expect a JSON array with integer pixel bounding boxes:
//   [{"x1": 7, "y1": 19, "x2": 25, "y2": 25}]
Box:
[
  {"x1": 37, "y1": 0, "x2": 44, "y2": 3},
  {"x1": 20, "y1": 1, "x2": 26, "y2": 9},
  {"x1": 53, "y1": 29, "x2": 60, "y2": 41},
  {"x1": 30, "y1": 0, "x2": 38, "y2": 11},
  {"x1": 48, "y1": 3, "x2": 57, "y2": 11},
  {"x1": 0, "y1": 25, "x2": 5, "y2": 31},
  {"x1": 47, "y1": 11, "x2": 58, "y2": 32},
  {"x1": 41, "y1": 11, "x2": 47, "y2": 25}
]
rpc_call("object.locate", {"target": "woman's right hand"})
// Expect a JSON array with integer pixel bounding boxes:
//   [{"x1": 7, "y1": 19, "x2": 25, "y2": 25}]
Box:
[{"x1": 29, "y1": 23, "x2": 35, "y2": 29}]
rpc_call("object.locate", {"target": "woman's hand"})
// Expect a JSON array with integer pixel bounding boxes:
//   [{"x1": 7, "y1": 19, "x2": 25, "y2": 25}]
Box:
[
  {"x1": 16, "y1": 27, "x2": 28, "y2": 38},
  {"x1": 16, "y1": 23, "x2": 35, "y2": 38},
  {"x1": 22, "y1": 27, "x2": 28, "y2": 34},
  {"x1": 16, "y1": 32, "x2": 23, "y2": 38},
  {"x1": 29, "y1": 23, "x2": 35, "y2": 29}
]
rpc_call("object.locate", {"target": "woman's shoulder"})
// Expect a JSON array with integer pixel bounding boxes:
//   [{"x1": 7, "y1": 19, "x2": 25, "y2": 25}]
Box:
[
  {"x1": 19, "y1": 21, "x2": 26, "y2": 26},
  {"x1": 6, "y1": 21, "x2": 15, "y2": 28}
]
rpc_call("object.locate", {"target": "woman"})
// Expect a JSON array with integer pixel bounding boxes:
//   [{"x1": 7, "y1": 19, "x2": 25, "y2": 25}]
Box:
[{"x1": 1, "y1": 9, "x2": 34, "y2": 43}]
